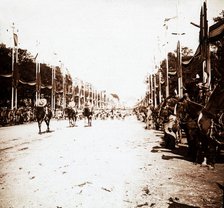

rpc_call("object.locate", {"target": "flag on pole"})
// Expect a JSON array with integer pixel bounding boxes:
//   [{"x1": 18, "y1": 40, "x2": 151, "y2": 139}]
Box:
[
  {"x1": 110, "y1": 93, "x2": 119, "y2": 101},
  {"x1": 13, "y1": 33, "x2": 18, "y2": 47},
  {"x1": 164, "y1": 16, "x2": 177, "y2": 22}
]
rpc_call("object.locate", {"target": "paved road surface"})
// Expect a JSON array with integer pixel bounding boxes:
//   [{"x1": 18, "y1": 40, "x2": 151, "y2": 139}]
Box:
[{"x1": 0, "y1": 116, "x2": 223, "y2": 207}]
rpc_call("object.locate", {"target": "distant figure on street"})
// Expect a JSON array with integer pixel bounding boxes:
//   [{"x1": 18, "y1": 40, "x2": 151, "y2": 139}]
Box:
[
  {"x1": 83, "y1": 101, "x2": 93, "y2": 126},
  {"x1": 66, "y1": 98, "x2": 78, "y2": 127},
  {"x1": 68, "y1": 98, "x2": 77, "y2": 110},
  {"x1": 145, "y1": 99, "x2": 153, "y2": 130}
]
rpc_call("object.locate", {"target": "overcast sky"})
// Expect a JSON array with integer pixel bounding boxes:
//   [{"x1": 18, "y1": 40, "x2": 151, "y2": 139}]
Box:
[{"x1": 0, "y1": 0, "x2": 223, "y2": 106}]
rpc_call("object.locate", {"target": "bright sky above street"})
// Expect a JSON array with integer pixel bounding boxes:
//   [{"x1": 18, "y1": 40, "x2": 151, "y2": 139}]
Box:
[{"x1": 0, "y1": 0, "x2": 223, "y2": 106}]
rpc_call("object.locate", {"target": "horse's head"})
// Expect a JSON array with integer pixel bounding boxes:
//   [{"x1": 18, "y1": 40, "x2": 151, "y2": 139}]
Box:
[
  {"x1": 198, "y1": 81, "x2": 224, "y2": 136},
  {"x1": 204, "y1": 82, "x2": 224, "y2": 115},
  {"x1": 186, "y1": 100, "x2": 204, "y2": 119},
  {"x1": 174, "y1": 101, "x2": 186, "y2": 121}
]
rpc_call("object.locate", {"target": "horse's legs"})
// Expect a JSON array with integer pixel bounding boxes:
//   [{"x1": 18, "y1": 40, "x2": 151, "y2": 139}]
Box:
[
  {"x1": 88, "y1": 117, "x2": 90, "y2": 126},
  {"x1": 68, "y1": 118, "x2": 72, "y2": 127},
  {"x1": 88, "y1": 116, "x2": 92, "y2": 126},
  {"x1": 45, "y1": 119, "x2": 50, "y2": 132},
  {"x1": 206, "y1": 139, "x2": 217, "y2": 168},
  {"x1": 74, "y1": 115, "x2": 77, "y2": 126},
  {"x1": 84, "y1": 116, "x2": 87, "y2": 126},
  {"x1": 38, "y1": 121, "x2": 42, "y2": 134},
  {"x1": 71, "y1": 118, "x2": 74, "y2": 126},
  {"x1": 72, "y1": 114, "x2": 75, "y2": 126}
]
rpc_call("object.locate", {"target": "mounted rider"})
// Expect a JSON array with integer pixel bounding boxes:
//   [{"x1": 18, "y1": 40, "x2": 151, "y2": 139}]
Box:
[
  {"x1": 82, "y1": 101, "x2": 94, "y2": 126},
  {"x1": 83, "y1": 101, "x2": 93, "y2": 117},
  {"x1": 68, "y1": 98, "x2": 78, "y2": 112},
  {"x1": 35, "y1": 94, "x2": 52, "y2": 133},
  {"x1": 35, "y1": 94, "x2": 48, "y2": 114},
  {"x1": 66, "y1": 97, "x2": 78, "y2": 126}
]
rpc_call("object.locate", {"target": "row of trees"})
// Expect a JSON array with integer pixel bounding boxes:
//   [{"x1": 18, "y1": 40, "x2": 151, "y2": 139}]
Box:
[
  {"x1": 0, "y1": 44, "x2": 72, "y2": 107},
  {"x1": 0, "y1": 44, "x2": 111, "y2": 109}
]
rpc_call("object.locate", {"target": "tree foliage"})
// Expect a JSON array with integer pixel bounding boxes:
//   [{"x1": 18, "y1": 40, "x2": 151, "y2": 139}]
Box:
[{"x1": 0, "y1": 44, "x2": 65, "y2": 106}]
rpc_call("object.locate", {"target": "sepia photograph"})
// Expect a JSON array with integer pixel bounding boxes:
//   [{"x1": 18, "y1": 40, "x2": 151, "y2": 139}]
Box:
[{"x1": 0, "y1": 0, "x2": 224, "y2": 207}]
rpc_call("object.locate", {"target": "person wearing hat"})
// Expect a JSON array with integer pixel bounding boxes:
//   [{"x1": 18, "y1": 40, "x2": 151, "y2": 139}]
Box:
[
  {"x1": 68, "y1": 97, "x2": 78, "y2": 116},
  {"x1": 35, "y1": 94, "x2": 48, "y2": 115},
  {"x1": 68, "y1": 97, "x2": 76, "y2": 109},
  {"x1": 36, "y1": 94, "x2": 47, "y2": 107},
  {"x1": 83, "y1": 100, "x2": 93, "y2": 126}
]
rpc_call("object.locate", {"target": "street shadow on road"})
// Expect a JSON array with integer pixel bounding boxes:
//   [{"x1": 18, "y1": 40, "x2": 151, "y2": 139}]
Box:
[
  {"x1": 151, "y1": 143, "x2": 193, "y2": 162},
  {"x1": 39, "y1": 130, "x2": 55, "y2": 134},
  {"x1": 167, "y1": 197, "x2": 200, "y2": 208},
  {"x1": 152, "y1": 143, "x2": 224, "y2": 164},
  {"x1": 167, "y1": 201, "x2": 200, "y2": 208}
]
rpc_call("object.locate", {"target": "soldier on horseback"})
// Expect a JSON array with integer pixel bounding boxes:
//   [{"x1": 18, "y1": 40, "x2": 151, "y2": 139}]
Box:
[
  {"x1": 83, "y1": 101, "x2": 93, "y2": 127},
  {"x1": 35, "y1": 94, "x2": 52, "y2": 134},
  {"x1": 68, "y1": 98, "x2": 77, "y2": 111},
  {"x1": 36, "y1": 94, "x2": 48, "y2": 115},
  {"x1": 66, "y1": 98, "x2": 78, "y2": 127}
]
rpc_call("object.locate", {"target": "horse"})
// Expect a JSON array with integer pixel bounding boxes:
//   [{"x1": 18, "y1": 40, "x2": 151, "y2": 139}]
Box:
[
  {"x1": 151, "y1": 104, "x2": 163, "y2": 130},
  {"x1": 134, "y1": 106, "x2": 148, "y2": 122},
  {"x1": 83, "y1": 106, "x2": 93, "y2": 127},
  {"x1": 175, "y1": 98, "x2": 204, "y2": 162},
  {"x1": 35, "y1": 106, "x2": 52, "y2": 134},
  {"x1": 64, "y1": 107, "x2": 78, "y2": 127},
  {"x1": 198, "y1": 81, "x2": 224, "y2": 166}
]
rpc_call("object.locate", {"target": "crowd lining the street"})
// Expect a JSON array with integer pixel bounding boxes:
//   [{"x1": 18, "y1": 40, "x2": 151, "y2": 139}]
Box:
[{"x1": 0, "y1": 98, "x2": 130, "y2": 127}]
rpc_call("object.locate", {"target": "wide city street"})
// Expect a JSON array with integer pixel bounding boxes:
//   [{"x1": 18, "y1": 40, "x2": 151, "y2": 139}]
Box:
[{"x1": 0, "y1": 116, "x2": 223, "y2": 208}]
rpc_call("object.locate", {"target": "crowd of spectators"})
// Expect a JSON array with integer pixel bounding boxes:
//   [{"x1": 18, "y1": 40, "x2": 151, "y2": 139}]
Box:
[
  {"x1": 0, "y1": 98, "x2": 35, "y2": 127},
  {"x1": 0, "y1": 98, "x2": 131, "y2": 127}
]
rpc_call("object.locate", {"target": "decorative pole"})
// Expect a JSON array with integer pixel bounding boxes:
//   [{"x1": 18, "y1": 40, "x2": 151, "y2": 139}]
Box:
[
  {"x1": 11, "y1": 23, "x2": 15, "y2": 110},
  {"x1": 164, "y1": 21, "x2": 169, "y2": 98},
  {"x1": 177, "y1": 0, "x2": 183, "y2": 97},
  {"x1": 164, "y1": 16, "x2": 177, "y2": 98},
  {"x1": 51, "y1": 66, "x2": 55, "y2": 113},
  {"x1": 158, "y1": 70, "x2": 162, "y2": 104},
  {"x1": 35, "y1": 41, "x2": 40, "y2": 102},
  {"x1": 153, "y1": 74, "x2": 157, "y2": 108}
]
